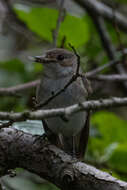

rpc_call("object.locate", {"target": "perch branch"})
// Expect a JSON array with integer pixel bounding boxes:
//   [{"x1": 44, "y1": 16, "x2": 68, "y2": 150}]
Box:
[
  {"x1": 0, "y1": 97, "x2": 127, "y2": 122},
  {"x1": 0, "y1": 128, "x2": 126, "y2": 190}
]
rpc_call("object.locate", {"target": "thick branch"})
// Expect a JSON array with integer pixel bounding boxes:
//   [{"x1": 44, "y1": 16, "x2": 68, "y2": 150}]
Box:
[
  {"x1": 0, "y1": 128, "x2": 126, "y2": 190},
  {"x1": 0, "y1": 97, "x2": 127, "y2": 122}
]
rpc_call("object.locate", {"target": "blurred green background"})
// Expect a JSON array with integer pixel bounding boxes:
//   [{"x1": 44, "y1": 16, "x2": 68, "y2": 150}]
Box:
[{"x1": 1, "y1": 0, "x2": 127, "y2": 189}]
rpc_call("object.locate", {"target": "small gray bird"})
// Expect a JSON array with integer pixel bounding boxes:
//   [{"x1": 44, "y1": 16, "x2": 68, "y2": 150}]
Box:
[{"x1": 34, "y1": 48, "x2": 90, "y2": 158}]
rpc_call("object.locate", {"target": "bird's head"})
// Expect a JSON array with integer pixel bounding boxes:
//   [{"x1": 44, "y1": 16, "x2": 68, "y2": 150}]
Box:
[{"x1": 34, "y1": 48, "x2": 78, "y2": 78}]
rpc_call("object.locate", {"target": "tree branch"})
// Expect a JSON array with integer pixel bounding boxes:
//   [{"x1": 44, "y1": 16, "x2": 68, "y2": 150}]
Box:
[
  {"x1": 0, "y1": 128, "x2": 126, "y2": 190},
  {"x1": 17, "y1": 0, "x2": 56, "y2": 5},
  {"x1": 77, "y1": 2, "x2": 127, "y2": 91},
  {"x1": 0, "y1": 53, "x2": 125, "y2": 97},
  {"x1": 0, "y1": 97, "x2": 127, "y2": 122},
  {"x1": 85, "y1": 59, "x2": 119, "y2": 77},
  {"x1": 0, "y1": 80, "x2": 40, "y2": 96},
  {"x1": 89, "y1": 15, "x2": 116, "y2": 60},
  {"x1": 1, "y1": 0, "x2": 35, "y2": 40},
  {"x1": 89, "y1": 74, "x2": 127, "y2": 81},
  {"x1": 73, "y1": 0, "x2": 127, "y2": 32},
  {"x1": 53, "y1": 0, "x2": 65, "y2": 47}
]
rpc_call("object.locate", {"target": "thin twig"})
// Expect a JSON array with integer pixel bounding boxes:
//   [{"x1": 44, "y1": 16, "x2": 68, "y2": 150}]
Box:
[
  {"x1": 0, "y1": 80, "x2": 40, "y2": 96},
  {"x1": 19, "y1": 0, "x2": 56, "y2": 5},
  {"x1": 0, "y1": 58, "x2": 123, "y2": 97},
  {"x1": 0, "y1": 52, "x2": 126, "y2": 97},
  {"x1": 35, "y1": 75, "x2": 79, "y2": 109},
  {"x1": 86, "y1": 59, "x2": 119, "y2": 77},
  {"x1": 60, "y1": 35, "x2": 66, "y2": 48},
  {"x1": 89, "y1": 74, "x2": 127, "y2": 81},
  {"x1": 69, "y1": 44, "x2": 92, "y2": 95},
  {"x1": 53, "y1": 0, "x2": 65, "y2": 47},
  {"x1": 69, "y1": 43, "x2": 80, "y2": 75},
  {"x1": 0, "y1": 59, "x2": 122, "y2": 97}
]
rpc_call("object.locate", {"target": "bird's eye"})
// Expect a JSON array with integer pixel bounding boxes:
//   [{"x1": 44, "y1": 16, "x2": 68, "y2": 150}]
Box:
[{"x1": 57, "y1": 54, "x2": 65, "y2": 61}]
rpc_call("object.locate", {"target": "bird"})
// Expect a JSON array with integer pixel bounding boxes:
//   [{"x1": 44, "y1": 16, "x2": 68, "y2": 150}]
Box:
[{"x1": 34, "y1": 48, "x2": 90, "y2": 159}]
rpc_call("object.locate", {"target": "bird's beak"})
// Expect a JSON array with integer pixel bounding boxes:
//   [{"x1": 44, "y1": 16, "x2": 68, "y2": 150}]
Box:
[
  {"x1": 34, "y1": 55, "x2": 57, "y2": 64},
  {"x1": 28, "y1": 55, "x2": 49, "y2": 63},
  {"x1": 34, "y1": 55, "x2": 47, "y2": 63},
  {"x1": 28, "y1": 55, "x2": 57, "y2": 64}
]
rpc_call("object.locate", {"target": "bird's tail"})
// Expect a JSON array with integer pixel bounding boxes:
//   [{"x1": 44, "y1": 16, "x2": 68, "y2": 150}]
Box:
[
  {"x1": 61, "y1": 134, "x2": 80, "y2": 158},
  {"x1": 61, "y1": 111, "x2": 90, "y2": 159}
]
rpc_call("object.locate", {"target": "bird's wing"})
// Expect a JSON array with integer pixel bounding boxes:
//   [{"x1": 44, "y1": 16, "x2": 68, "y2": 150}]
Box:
[{"x1": 83, "y1": 77, "x2": 92, "y2": 95}]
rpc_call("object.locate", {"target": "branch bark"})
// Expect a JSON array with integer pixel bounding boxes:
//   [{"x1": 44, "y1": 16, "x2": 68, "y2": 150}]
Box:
[
  {"x1": 1, "y1": 0, "x2": 35, "y2": 40},
  {"x1": 0, "y1": 128, "x2": 127, "y2": 190},
  {"x1": 0, "y1": 80, "x2": 40, "y2": 96},
  {"x1": 53, "y1": 0, "x2": 65, "y2": 47},
  {"x1": 0, "y1": 97, "x2": 127, "y2": 122},
  {"x1": 89, "y1": 74, "x2": 127, "y2": 81},
  {"x1": 73, "y1": 0, "x2": 127, "y2": 32},
  {"x1": 75, "y1": 0, "x2": 127, "y2": 91}
]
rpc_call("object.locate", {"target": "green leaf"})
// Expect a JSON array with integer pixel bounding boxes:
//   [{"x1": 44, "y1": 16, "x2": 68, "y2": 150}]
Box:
[
  {"x1": 88, "y1": 111, "x2": 127, "y2": 159},
  {"x1": 115, "y1": 0, "x2": 127, "y2": 4},
  {"x1": 0, "y1": 59, "x2": 25, "y2": 73},
  {"x1": 59, "y1": 14, "x2": 89, "y2": 47},
  {"x1": 108, "y1": 143, "x2": 127, "y2": 173},
  {"x1": 14, "y1": 7, "x2": 90, "y2": 47},
  {"x1": 0, "y1": 58, "x2": 35, "y2": 83},
  {"x1": 91, "y1": 111, "x2": 127, "y2": 144}
]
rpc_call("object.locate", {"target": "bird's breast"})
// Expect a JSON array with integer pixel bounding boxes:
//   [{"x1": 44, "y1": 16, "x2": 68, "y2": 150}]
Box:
[
  {"x1": 36, "y1": 76, "x2": 86, "y2": 107},
  {"x1": 36, "y1": 75, "x2": 87, "y2": 136}
]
